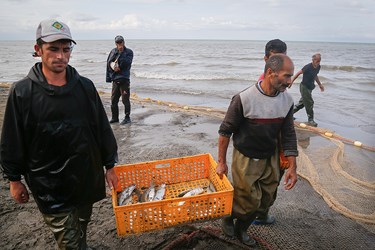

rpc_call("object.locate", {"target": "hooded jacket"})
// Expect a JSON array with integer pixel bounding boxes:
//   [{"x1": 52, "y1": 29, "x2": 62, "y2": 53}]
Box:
[{"x1": 0, "y1": 63, "x2": 118, "y2": 214}]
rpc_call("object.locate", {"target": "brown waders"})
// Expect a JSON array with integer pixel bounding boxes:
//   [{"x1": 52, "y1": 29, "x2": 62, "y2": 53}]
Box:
[
  {"x1": 42, "y1": 204, "x2": 93, "y2": 250},
  {"x1": 221, "y1": 148, "x2": 280, "y2": 246}
]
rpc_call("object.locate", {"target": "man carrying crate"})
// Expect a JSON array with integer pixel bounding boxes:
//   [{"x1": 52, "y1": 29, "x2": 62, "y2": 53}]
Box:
[{"x1": 216, "y1": 54, "x2": 298, "y2": 246}]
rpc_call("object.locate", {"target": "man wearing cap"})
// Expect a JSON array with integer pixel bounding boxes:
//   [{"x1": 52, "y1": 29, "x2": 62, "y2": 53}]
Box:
[
  {"x1": 106, "y1": 35, "x2": 134, "y2": 125},
  {"x1": 0, "y1": 19, "x2": 118, "y2": 249}
]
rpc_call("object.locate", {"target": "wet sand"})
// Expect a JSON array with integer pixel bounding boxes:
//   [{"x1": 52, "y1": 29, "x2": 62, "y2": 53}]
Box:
[{"x1": 0, "y1": 85, "x2": 374, "y2": 250}]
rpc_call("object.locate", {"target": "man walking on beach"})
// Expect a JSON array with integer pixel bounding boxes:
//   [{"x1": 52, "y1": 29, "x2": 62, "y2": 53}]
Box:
[
  {"x1": 0, "y1": 19, "x2": 118, "y2": 249},
  {"x1": 254, "y1": 38, "x2": 288, "y2": 226},
  {"x1": 106, "y1": 35, "x2": 134, "y2": 125},
  {"x1": 290, "y1": 53, "x2": 325, "y2": 127},
  {"x1": 217, "y1": 54, "x2": 298, "y2": 246}
]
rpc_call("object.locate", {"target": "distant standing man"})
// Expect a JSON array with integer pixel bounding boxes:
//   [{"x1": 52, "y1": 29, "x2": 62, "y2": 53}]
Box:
[
  {"x1": 254, "y1": 38, "x2": 288, "y2": 226},
  {"x1": 290, "y1": 53, "x2": 324, "y2": 127},
  {"x1": 0, "y1": 19, "x2": 118, "y2": 249},
  {"x1": 106, "y1": 35, "x2": 134, "y2": 125},
  {"x1": 217, "y1": 54, "x2": 298, "y2": 246}
]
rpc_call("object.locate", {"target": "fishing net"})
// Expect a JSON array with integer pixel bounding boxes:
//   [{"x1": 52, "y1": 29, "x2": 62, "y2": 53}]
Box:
[
  {"x1": 296, "y1": 128, "x2": 375, "y2": 224},
  {"x1": 130, "y1": 93, "x2": 375, "y2": 225}
]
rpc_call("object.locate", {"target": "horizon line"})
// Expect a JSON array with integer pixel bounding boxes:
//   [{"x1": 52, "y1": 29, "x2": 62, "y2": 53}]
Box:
[{"x1": 0, "y1": 38, "x2": 373, "y2": 45}]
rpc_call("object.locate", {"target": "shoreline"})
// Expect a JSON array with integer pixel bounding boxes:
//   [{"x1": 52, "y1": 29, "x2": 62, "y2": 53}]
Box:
[{"x1": 2, "y1": 81, "x2": 374, "y2": 148}]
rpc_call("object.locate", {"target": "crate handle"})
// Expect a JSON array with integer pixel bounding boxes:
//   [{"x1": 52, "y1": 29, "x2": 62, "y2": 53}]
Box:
[{"x1": 155, "y1": 163, "x2": 171, "y2": 169}]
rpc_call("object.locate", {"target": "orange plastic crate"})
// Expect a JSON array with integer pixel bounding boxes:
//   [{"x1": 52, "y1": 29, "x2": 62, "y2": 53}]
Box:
[{"x1": 111, "y1": 153, "x2": 233, "y2": 236}]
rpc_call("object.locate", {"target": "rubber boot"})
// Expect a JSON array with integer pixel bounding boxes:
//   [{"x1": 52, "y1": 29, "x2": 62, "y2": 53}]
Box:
[
  {"x1": 234, "y1": 218, "x2": 256, "y2": 246},
  {"x1": 110, "y1": 105, "x2": 119, "y2": 123},
  {"x1": 221, "y1": 215, "x2": 235, "y2": 237},
  {"x1": 307, "y1": 114, "x2": 318, "y2": 127},
  {"x1": 253, "y1": 213, "x2": 276, "y2": 225},
  {"x1": 120, "y1": 114, "x2": 131, "y2": 125},
  {"x1": 79, "y1": 221, "x2": 92, "y2": 250}
]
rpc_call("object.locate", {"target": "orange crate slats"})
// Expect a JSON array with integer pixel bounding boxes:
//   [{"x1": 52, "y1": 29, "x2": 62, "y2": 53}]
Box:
[
  {"x1": 112, "y1": 153, "x2": 233, "y2": 236},
  {"x1": 114, "y1": 154, "x2": 210, "y2": 191}
]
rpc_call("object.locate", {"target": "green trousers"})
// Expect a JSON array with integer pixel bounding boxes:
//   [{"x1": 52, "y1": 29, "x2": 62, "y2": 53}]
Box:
[
  {"x1": 42, "y1": 204, "x2": 93, "y2": 250},
  {"x1": 294, "y1": 83, "x2": 314, "y2": 121}
]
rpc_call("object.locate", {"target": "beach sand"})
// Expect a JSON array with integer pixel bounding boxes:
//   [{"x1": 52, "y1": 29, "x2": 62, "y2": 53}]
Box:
[{"x1": 0, "y1": 85, "x2": 374, "y2": 250}]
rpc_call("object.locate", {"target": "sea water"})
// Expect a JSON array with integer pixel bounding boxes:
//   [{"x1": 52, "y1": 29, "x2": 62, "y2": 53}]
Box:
[{"x1": 0, "y1": 40, "x2": 374, "y2": 146}]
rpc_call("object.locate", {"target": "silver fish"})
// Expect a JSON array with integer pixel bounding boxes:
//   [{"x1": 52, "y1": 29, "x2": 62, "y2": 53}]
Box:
[
  {"x1": 182, "y1": 187, "x2": 204, "y2": 197},
  {"x1": 178, "y1": 187, "x2": 204, "y2": 206},
  {"x1": 141, "y1": 182, "x2": 156, "y2": 202},
  {"x1": 153, "y1": 183, "x2": 166, "y2": 201},
  {"x1": 118, "y1": 184, "x2": 136, "y2": 206},
  {"x1": 178, "y1": 187, "x2": 205, "y2": 197},
  {"x1": 123, "y1": 188, "x2": 140, "y2": 206},
  {"x1": 207, "y1": 182, "x2": 216, "y2": 194},
  {"x1": 177, "y1": 189, "x2": 191, "y2": 197}
]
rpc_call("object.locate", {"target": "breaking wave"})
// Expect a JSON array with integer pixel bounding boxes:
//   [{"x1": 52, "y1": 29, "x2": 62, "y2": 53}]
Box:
[
  {"x1": 323, "y1": 65, "x2": 373, "y2": 72},
  {"x1": 133, "y1": 71, "x2": 249, "y2": 81}
]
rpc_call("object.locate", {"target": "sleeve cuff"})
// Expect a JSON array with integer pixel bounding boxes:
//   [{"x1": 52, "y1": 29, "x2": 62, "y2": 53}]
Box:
[
  {"x1": 283, "y1": 149, "x2": 298, "y2": 157},
  {"x1": 105, "y1": 164, "x2": 115, "y2": 170},
  {"x1": 218, "y1": 130, "x2": 232, "y2": 138},
  {"x1": 5, "y1": 175, "x2": 22, "y2": 182}
]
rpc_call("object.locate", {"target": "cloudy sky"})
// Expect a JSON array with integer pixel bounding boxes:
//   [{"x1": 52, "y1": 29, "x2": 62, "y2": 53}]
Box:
[{"x1": 1, "y1": 0, "x2": 374, "y2": 43}]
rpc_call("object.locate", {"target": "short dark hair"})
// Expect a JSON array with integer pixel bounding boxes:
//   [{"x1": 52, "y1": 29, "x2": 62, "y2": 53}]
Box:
[
  {"x1": 264, "y1": 54, "x2": 285, "y2": 74},
  {"x1": 36, "y1": 38, "x2": 46, "y2": 47},
  {"x1": 265, "y1": 39, "x2": 287, "y2": 57}
]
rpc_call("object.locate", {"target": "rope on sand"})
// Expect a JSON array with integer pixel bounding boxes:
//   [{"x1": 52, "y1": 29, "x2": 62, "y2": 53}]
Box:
[
  {"x1": 131, "y1": 93, "x2": 226, "y2": 119},
  {"x1": 130, "y1": 93, "x2": 375, "y2": 153},
  {"x1": 294, "y1": 122, "x2": 375, "y2": 152}
]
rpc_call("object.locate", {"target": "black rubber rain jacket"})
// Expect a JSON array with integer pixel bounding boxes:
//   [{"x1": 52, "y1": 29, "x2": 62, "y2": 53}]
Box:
[{"x1": 0, "y1": 63, "x2": 118, "y2": 214}]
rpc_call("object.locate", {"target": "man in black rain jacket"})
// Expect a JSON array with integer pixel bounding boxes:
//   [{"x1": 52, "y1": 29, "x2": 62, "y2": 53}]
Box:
[{"x1": 0, "y1": 19, "x2": 118, "y2": 249}]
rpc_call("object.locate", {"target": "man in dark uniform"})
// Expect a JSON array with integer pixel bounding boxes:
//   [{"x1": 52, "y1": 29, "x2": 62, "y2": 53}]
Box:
[{"x1": 106, "y1": 35, "x2": 134, "y2": 125}]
